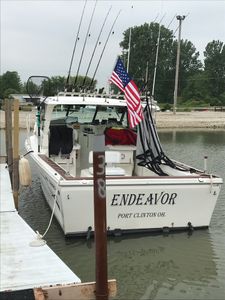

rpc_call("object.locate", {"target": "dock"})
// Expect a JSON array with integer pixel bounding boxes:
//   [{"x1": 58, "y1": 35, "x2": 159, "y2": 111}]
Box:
[
  {"x1": 0, "y1": 163, "x2": 80, "y2": 297},
  {"x1": 0, "y1": 163, "x2": 116, "y2": 299}
]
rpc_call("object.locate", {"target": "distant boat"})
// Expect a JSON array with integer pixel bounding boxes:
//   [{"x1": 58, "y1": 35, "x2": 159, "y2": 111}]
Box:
[{"x1": 25, "y1": 91, "x2": 223, "y2": 236}]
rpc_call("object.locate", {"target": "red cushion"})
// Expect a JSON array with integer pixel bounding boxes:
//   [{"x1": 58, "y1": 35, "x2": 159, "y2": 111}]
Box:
[{"x1": 105, "y1": 128, "x2": 137, "y2": 145}]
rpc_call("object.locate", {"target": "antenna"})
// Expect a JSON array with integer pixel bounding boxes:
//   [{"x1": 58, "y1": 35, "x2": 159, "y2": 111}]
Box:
[
  {"x1": 66, "y1": 0, "x2": 87, "y2": 89},
  {"x1": 82, "y1": 6, "x2": 112, "y2": 89},
  {"x1": 74, "y1": 0, "x2": 97, "y2": 88},
  {"x1": 88, "y1": 10, "x2": 121, "y2": 90}
]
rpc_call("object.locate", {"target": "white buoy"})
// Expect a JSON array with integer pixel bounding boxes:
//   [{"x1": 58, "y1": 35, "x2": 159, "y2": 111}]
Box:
[{"x1": 19, "y1": 157, "x2": 32, "y2": 186}]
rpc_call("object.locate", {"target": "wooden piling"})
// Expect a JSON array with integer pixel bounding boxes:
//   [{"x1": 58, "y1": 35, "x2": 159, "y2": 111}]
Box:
[
  {"x1": 93, "y1": 151, "x2": 108, "y2": 300},
  {"x1": 13, "y1": 99, "x2": 20, "y2": 209},
  {"x1": 93, "y1": 135, "x2": 108, "y2": 300}
]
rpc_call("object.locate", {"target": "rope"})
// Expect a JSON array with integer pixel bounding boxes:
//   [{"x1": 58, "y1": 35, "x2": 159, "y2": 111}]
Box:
[
  {"x1": 29, "y1": 178, "x2": 61, "y2": 246},
  {"x1": 40, "y1": 178, "x2": 61, "y2": 238}
]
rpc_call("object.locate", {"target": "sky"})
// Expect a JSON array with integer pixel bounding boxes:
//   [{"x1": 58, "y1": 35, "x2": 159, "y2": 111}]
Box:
[{"x1": 1, "y1": 0, "x2": 225, "y2": 89}]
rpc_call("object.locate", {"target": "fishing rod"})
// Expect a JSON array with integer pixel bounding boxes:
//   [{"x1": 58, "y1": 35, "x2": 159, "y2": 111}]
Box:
[
  {"x1": 140, "y1": 14, "x2": 165, "y2": 94},
  {"x1": 88, "y1": 10, "x2": 121, "y2": 90},
  {"x1": 151, "y1": 14, "x2": 166, "y2": 99},
  {"x1": 66, "y1": 0, "x2": 87, "y2": 89},
  {"x1": 82, "y1": 5, "x2": 112, "y2": 89},
  {"x1": 166, "y1": 14, "x2": 176, "y2": 29},
  {"x1": 74, "y1": 0, "x2": 97, "y2": 88}
]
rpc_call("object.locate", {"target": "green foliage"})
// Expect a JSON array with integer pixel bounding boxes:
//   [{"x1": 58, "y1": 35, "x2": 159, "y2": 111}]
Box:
[
  {"x1": 180, "y1": 99, "x2": 209, "y2": 107},
  {"x1": 0, "y1": 72, "x2": 98, "y2": 101},
  {"x1": 43, "y1": 75, "x2": 97, "y2": 95},
  {"x1": 120, "y1": 23, "x2": 174, "y2": 100},
  {"x1": 181, "y1": 72, "x2": 209, "y2": 101},
  {"x1": 44, "y1": 76, "x2": 65, "y2": 96},
  {"x1": 0, "y1": 71, "x2": 22, "y2": 98},
  {"x1": 3, "y1": 88, "x2": 20, "y2": 99},
  {"x1": 204, "y1": 40, "x2": 225, "y2": 98},
  {"x1": 69, "y1": 75, "x2": 97, "y2": 91},
  {"x1": 160, "y1": 103, "x2": 172, "y2": 111},
  {"x1": 219, "y1": 92, "x2": 225, "y2": 105},
  {"x1": 119, "y1": 22, "x2": 202, "y2": 104}
]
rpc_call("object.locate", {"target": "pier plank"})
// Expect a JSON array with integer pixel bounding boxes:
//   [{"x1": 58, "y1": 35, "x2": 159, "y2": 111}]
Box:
[{"x1": 0, "y1": 164, "x2": 16, "y2": 212}]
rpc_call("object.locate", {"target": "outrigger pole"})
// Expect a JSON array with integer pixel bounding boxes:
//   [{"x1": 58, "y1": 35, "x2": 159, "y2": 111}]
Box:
[
  {"x1": 66, "y1": 0, "x2": 87, "y2": 89},
  {"x1": 82, "y1": 5, "x2": 112, "y2": 89},
  {"x1": 88, "y1": 10, "x2": 121, "y2": 90},
  {"x1": 151, "y1": 14, "x2": 165, "y2": 100},
  {"x1": 74, "y1": 0, "x2": 97, "y2": 88},
  {"x1": 139, "y1": 15, "x2": 165, "y2": 95}
]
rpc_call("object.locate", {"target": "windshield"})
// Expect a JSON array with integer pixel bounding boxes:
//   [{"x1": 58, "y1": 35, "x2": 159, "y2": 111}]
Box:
[{"x1": 51, "y1": 104, "x2": 128, "y2": 126}]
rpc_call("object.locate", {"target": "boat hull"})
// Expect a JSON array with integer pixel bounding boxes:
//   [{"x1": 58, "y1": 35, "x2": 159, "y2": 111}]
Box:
[{"x1": 34, "y1": 155, "x2": 222, "y2": 236}]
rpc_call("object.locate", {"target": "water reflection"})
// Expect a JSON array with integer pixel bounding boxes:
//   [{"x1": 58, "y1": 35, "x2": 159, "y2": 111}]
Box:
[
  {"x1": 107, "y1": 232, "x2": 218, "y2": 299},
  {"x1": 159, "y1": 130, "x2": 225, "y2": 145},
  {"x1": 45, "y1": 230, "x2": 222, "y2": 300}
]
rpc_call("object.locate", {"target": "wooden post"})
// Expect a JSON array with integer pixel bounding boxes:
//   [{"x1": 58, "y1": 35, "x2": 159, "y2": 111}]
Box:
[
  {"x1": 4, "y1": 99, "x2": 13, "y2": 183},
  {"x1": 13, "y1": 99, "x2": 20, "y2": 209},
  {"x1": 93, "y1": 135, "x2": 108, "y2": 300}
]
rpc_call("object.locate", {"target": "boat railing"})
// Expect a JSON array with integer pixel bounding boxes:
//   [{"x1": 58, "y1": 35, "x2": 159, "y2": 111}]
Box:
[
  {"x1": 58, "y1": 91, "x2": 155, "y2": 100},
  {"x1": 58, "y1": 91, "x2": 126, "y2": 99}
]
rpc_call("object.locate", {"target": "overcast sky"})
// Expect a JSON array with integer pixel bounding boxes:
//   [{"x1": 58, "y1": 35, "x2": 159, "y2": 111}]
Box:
[{"x1": 1, "y1": 0, "x2": 225, "y2": 88}]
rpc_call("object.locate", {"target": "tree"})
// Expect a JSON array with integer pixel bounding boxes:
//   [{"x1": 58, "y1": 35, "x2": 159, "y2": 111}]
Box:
[
  {"x1": 0, "y1": 71, "x2": 22, "y2": 98},
  {"x1": 179, "y1": 40, "x2": 203, "y2": 92},
  {"x1": 69, "y1": 75, "x2": 97, "y2": 92},
  {"x1": 119, "y1": 22, "x2": 202, "y2": 103},
  {"x1": 182, "y1": 71, "x2": 209, "y2": 101},
  {"x1": 120, "y1": 23, "x2": 174, "y2": 95},
  {"x1": 204, "y1": 40, "x2": 225, "y2": 99},
  {"x1": 26, "y1": 75, "x2": 97, "y2": 97},
  {"x1": 45, "y1": 76, "x2": 66, "y2": 96}
]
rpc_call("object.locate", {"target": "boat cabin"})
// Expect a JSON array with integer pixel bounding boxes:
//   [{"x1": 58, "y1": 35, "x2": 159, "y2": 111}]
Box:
[{"x1": 39, "y1": 93, "x2": 140, "y2": 178}]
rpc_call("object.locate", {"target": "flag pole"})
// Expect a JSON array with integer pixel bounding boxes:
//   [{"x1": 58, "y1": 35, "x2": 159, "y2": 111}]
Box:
[{"x1": 127, "y1": 28, "x2": 132, "y2": 73}]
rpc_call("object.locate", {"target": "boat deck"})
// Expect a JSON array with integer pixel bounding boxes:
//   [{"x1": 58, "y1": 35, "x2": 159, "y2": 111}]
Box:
[
  {"x1": 39, "y1": 154, "x2": 75, "y2": 179},
  {"x1": 0, "y1": 163, "x2": 80, "y2": 293}
]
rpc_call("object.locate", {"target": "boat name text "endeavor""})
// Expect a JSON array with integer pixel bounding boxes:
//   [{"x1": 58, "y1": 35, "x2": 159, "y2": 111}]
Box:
[{"x1": 111, "y1": 192, "x2": 177, "y2": 206}]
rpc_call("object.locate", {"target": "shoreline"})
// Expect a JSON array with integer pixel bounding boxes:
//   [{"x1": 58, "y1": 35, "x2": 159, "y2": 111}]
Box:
[
  {"x1": 155, "y1": 111, "x2": 225, "y2": 129},
  {"x1": 0, "y1": 110, "x2": 225, "y2": 129}
]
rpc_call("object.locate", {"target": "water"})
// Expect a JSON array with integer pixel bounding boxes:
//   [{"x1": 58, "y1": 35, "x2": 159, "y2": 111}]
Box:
[{"x1": 1, "y1": 129, "x2": 225, "y2": 299}]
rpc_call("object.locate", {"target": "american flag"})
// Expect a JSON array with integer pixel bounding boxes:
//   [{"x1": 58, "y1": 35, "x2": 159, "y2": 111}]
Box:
[{"x1": 109, "y1": 57, "x2": 144, "y2": 128}]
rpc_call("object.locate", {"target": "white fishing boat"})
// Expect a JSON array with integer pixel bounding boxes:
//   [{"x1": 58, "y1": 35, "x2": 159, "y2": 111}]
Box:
[{"x1": 25, "y1": 91, "x2": 223, "y2": 237}]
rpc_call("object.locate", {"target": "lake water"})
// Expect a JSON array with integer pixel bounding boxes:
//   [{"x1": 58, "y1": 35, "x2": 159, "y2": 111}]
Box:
[{"x1": 1, "y1": 129, "x2": 225, "y2": 299}]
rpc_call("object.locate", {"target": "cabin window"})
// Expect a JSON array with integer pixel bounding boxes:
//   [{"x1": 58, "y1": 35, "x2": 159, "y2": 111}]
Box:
[{"x1": 51, "y1": 104, "x2": 128, "y2": 126}]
